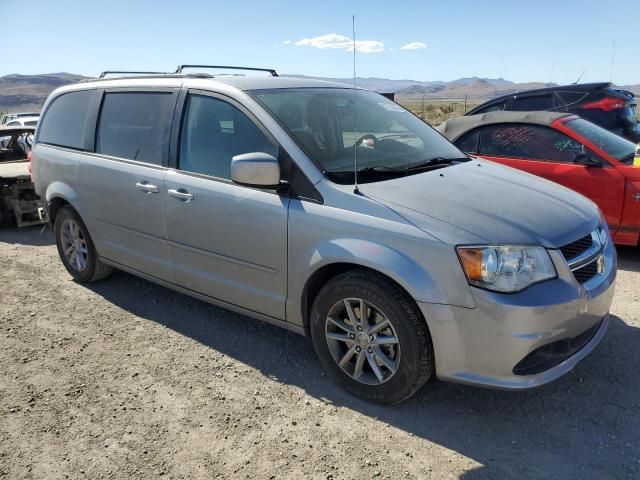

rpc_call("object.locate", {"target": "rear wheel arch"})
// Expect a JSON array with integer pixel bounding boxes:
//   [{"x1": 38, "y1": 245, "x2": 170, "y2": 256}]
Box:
[{"x1": 48, "y1": 197, "x2": 71, "y2": 225}]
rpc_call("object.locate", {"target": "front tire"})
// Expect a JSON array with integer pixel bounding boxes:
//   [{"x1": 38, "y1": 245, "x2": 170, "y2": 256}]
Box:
[
  {"x1": 54, "y1": 206, "x2": 112, "y2": 283},
  {"x1": 310, "y1": 269, "x2": 434, "y2": 405}
]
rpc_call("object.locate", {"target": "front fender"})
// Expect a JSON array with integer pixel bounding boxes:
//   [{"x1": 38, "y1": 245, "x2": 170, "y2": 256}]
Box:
[
  {"x1": 286, "y1": 237, "x2": 476, "y2": 328},
  {"x1": 309, "y1": 238, "x2": 440, "y2": 303}
]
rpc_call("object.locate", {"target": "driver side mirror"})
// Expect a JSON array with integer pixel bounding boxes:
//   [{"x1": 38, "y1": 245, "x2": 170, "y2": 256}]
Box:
[
  {"x1": 573, "y1": 152, "x2": 601, "y2": 167},
  {"x1": 231, "y1": 152, "x2": 281, "y2": 188}
]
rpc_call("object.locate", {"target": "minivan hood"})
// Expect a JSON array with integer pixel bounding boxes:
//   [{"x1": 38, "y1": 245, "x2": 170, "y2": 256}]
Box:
[{"x1": 359, "y1": 160, "x2": 599, "y2": 248}]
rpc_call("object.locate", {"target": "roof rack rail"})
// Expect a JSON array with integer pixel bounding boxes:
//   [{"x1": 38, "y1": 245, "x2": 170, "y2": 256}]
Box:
[
  {"x1": 175, "y1": 65, "x2": 278, "y2": 77},
  {"x1": 99, "y1": 70, "x2": 170, "y2": 79}
]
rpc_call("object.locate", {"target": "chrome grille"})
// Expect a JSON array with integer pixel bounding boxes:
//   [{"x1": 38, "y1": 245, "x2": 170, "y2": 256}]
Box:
[
  {"x1": 559, "y1": 228, "x2": 606, "y2": 285},
  {"x1": 559, "y1": 234, "x2": 593, "y2": 262},
  {"x1": 573, "y1": 259, "x2": 599, "y2": 283}
]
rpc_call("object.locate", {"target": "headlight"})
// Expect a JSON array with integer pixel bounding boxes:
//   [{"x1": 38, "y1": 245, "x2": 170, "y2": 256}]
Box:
[{"x1": 456, "y1": 245, "x2": 556, "y2": 293}]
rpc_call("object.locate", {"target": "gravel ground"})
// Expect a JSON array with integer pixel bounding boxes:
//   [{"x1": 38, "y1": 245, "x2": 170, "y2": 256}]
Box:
[{"x1": 1, "y1": 226, "x2": 639, "y2": 480}]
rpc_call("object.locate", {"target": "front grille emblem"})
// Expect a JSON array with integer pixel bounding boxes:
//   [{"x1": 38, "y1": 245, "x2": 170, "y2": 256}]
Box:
[{"x1": 596, "y1": 255, "x2": 605, "y2": 274}]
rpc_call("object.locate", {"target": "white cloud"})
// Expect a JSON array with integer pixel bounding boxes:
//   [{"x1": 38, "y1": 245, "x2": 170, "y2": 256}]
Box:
[
  {"x1": 283, "y1": 40, "x2": 292, "y2": 45},
  {"x1": 292, "y1": 33, "x2": 384, "y2": 53},
  {"x1": 400, "y1": 41, "x2": 427, "y2": 51}
]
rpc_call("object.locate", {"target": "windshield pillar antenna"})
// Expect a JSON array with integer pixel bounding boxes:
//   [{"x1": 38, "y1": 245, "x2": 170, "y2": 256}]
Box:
[{"x1": 352, "y1": 15, "x2": 360, "y2": 194}]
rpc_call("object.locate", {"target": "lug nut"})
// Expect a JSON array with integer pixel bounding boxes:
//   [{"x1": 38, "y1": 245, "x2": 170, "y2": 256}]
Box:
[
  {"x1": 369, "y1": 335, "x2": 374, "y2": 341},
  {"x1": 368, "y1": 348, "x2": 373, "y2": 353},
  {"x1": 356, "y1": 346, "x2": 361, "y2": 352},
  {"x1": 349, "y1": 334, "x2": 355, "y2": 339},
  {"x1": 357, "y1": 326, "x2": 362, "y2": 331}
]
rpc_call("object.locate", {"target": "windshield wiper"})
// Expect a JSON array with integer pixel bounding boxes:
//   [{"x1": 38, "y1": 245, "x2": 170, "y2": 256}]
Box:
[
  {"x1": 403, "y1": 156, "x2": 471, "y2": 171},
  {"x1": 620, "y1": 152, "x2": 636, "y2": 164},
  {"x1": 324, "y1": 156, "x2": 470, "y2": 180}
]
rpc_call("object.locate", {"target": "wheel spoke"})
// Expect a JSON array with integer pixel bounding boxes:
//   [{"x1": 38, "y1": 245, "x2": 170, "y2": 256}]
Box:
[
  {"x1": 359, "y1": 299, "x2": 370, "y2": 329},
  {"x1": 327, "y1": 316, "x2": 355, "y2": 334},
  {"x1": 353, "y1": 350, "x2": 367, "y2": 379},
  {"x1": 326, "y1": 331, "x2": 351, "y2": 342},
  {"x1": 344, "y1": 299, "x2": 359, "y2": 327},
  {"x1": 75, "y1": 253, "x2": 82, "y2": 270},
  {"x1": 373, "y1": 346, "x2": 397, "y2": 373},
  {"x1": 64, "y1": 245, "x2": 74, "y2": 257},
  {"x1": 366, "y1": 352, "x2": 385, "y2": 382},
  {"x1": 372, "y1": 335, "x2": 398, "y2": 346},
  {"x1": 367, "y1": 318, "x2": 391, "y2": 336},
  {"x1": 338, "y1": 345, "x2": 358, "y2": 368}
]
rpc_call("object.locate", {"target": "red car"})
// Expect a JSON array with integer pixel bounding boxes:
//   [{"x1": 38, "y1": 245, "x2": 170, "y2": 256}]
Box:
[{"x1": 438, "y1": 111, "x2": 640, "y2": 246}]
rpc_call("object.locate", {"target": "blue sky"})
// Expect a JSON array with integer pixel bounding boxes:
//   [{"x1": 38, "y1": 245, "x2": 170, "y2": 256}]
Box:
[{"x1": 2, "y1": 0, "x2": 638, "y2": 85}]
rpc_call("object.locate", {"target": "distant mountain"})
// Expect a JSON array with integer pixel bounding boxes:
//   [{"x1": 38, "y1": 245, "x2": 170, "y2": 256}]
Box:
[
  {"x1": 0, "y1": 72, "x2": 637, "y2": 113},
  {"x1": 0, "y1": 73, "x2": 89, "y2": 112}
]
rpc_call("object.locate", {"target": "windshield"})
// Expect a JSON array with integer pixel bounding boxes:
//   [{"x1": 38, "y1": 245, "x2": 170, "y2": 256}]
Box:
[
  {"x1": 565, "y1": 118, "x2": 636, "y2": 164},
  {"x1": 252, "y1": 88, "x2": 466, "y2": 183}
]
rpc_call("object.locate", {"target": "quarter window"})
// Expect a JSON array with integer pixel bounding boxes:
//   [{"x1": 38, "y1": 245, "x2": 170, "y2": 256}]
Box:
[
  {"x1": 96, "y1": 92, "x2": 173, "y2": 165},
  {"x1": 37, "y1": 90, "x2": 94, "y2": 149},
  {"x1": 476, "y1": 102, "x2": 506, "y2": 113},
  {"x1": 455, "y1": 130, "x2": 479, "y2": 153},
  {"x1": 179, "y1": 94, "x2": 277, "y2": 179},
  {"x1": 478, "y1": 124, "x2": 585, "y2": 163}
]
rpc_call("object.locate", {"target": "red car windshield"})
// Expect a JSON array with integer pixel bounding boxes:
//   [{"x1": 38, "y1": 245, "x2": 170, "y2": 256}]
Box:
[{"x1": 565, "y1": 118, "x2": 636, "y2": 164}]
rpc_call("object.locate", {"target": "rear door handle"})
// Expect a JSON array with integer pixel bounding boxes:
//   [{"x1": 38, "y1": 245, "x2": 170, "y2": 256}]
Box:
[
  {"x1": 168, "y1": 188, "x2": 194, "y2": 202},
  {"x1": 136, "y1": 181, "x2": 159, "y2": 194}
]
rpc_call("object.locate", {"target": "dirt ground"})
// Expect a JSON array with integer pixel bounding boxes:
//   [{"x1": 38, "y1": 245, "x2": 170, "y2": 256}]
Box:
[{"x1": 1, "y1": 226, "x2": 639, "y2": 480}]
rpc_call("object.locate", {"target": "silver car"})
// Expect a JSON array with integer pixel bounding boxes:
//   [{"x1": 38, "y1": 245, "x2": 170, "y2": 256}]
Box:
[{"x1": 31, "y1": 68, "x2": 616, "y2": 404}]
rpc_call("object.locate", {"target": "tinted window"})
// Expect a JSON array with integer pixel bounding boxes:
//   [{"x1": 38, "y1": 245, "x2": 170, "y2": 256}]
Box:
[
  {"x1": 37, "y1": 90, "x2": 93, "y2": 149},
  {"x1": 557, "y1": 91, "x2": 588, "y2": 106},
  {"x1": 6, "y1": 121, "x2": 19, "y2": 126},
  {"x1": 512, "y1": 95, "x2": 554, "y2": 111},
  {"x1": 96, "y1": 92, "x2": 173, "y2": 164},
  {"x1": 179, "y1": 94, "x2": 277, "y2": 179},
  {"x1": 455, "y1": 130, "x2": 479, "y2": 153},
  {"x1": 478, "y1": 124, "x2": 584, "y2": 162},
  {"x1": 25, "y1": 120, "x2": 38, "y2": 126},
  {"x1": 566, "y1": 118, "x2": 635, "y2": 163},
  {"x1": 475, "y1": 102, "x2": 506, "y2": 114}
]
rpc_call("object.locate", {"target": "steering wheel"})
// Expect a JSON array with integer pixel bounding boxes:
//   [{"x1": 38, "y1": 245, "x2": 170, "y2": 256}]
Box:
[{"x1": 355, "y1": 134, "x2": 377, "y2": 148}]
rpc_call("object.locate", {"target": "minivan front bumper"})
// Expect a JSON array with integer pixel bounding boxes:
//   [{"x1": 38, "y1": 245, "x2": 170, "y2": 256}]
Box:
[{"x1": 419, "y1": 238, "x2": 616, "y2": 390}]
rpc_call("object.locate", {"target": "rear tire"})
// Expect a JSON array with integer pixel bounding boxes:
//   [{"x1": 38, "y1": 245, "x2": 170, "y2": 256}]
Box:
[
  {"x1": 54, "y1": 206, "x2": 112, "y2": 283},
  {"x1": 310, "y1": 269, "x2": 434, "y2": 405}
]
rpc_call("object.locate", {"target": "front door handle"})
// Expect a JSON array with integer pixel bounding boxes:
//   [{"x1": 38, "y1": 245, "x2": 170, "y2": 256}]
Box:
[
  {"x1": 168, "y1": 188, "x2": 194, "y2": 202},
  {"x1": 136, "y1": 181, "x2": 159, "y2": 194}
]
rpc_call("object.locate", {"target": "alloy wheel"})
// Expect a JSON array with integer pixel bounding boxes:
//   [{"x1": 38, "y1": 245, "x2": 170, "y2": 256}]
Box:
[{"x1": 325, "y1": 297, "x2": 401, "y2": 385}]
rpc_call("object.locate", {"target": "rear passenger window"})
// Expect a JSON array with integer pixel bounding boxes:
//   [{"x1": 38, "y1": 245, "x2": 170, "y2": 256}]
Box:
[
  {"x1": 38, "y1": 90, "x2": 94, "y2": 149},
  {"x1": 512, "y1": 95, "x2": 554, "y2": 111},
  {"x1": 179, "y1": 94, "x2": 277, "y2": 179},
  {"x1": 96, "y1": 92, "x2": 173, "y2": 164}
]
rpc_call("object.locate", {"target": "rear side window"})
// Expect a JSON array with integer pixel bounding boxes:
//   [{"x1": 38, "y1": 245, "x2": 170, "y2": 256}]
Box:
[
  {"x1": 512, "y1": 95, "x2": 554, "y2": 111},
  {"x1": 37, "y1": 90, "x2": 94, "y2": 149},
  {"x1": 455, "y1": 130, "x2": 479, "y2": 153},
  {"x1": 96, "y1": 92, "x2": 173, "y2": 165},
  {"x1": 556, "y1": 91, "x2": 588, "y2": 107},
  {"x1": 478, "y1": 124, "x2": 584, "y2": 163}
]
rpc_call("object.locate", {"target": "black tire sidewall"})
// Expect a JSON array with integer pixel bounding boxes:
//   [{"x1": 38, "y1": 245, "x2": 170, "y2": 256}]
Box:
[
  {"x1": 310, "y1": 273, "x2": 433, "y2": 405},
  {"x1": 54, "y1": 207, "x2": 99, "y2": 283}
]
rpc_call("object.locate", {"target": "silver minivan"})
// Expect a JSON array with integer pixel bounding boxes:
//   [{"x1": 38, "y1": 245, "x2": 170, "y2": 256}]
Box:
[{"x1": 31, "y1": 67, "x2": 616, "y2": 404}]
